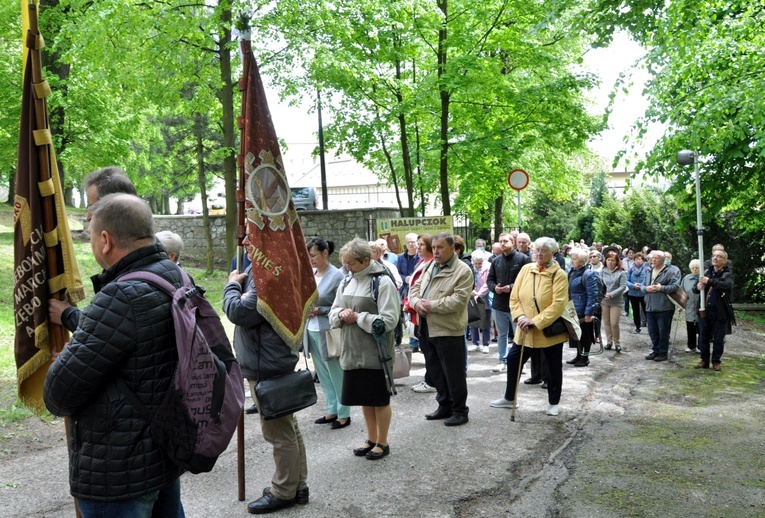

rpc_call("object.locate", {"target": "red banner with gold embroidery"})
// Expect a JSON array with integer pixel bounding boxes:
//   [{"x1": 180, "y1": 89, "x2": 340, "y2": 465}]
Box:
[{"x1": 237, "y1": 37, "x2": 317, "y2": 350}]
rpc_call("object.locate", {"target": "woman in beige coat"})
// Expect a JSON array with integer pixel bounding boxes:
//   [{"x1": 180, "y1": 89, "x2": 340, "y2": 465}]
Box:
[{"x1": 490, "y1": 237, "x2": 569, "y2": 416}]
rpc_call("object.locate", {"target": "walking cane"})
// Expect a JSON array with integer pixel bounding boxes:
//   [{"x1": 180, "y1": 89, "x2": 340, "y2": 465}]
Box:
[{"x1": 511, "y1": 332, "x2": 525, "y2": 422}]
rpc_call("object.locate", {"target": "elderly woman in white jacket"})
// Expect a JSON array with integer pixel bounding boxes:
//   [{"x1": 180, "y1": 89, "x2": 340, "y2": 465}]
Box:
[{"x1": 329, "y1": 238, "x2": 400, "y2": 460}]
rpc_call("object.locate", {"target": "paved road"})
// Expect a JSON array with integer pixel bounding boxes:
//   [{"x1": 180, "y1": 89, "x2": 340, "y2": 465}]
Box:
[{"x1": 4, "y1": 312, "x2": 763, "y2": 517}]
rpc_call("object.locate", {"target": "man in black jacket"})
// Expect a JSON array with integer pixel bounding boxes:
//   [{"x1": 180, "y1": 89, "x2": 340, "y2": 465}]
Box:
[
  {"x1": 695, "y1": 250, "x2": 735, "y2": 371},
  {"x1": 487, "y1": 233, "x2": 531, "y2": 372},
  {"x1": 223, "y1": 233, "x2": 309, "y2": 514},
  {"x1": 44, "y1": 193, "x2": 185, "y2": 517}
]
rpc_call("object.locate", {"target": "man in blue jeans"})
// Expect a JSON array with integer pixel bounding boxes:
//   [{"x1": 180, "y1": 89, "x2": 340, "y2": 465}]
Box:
[
  {"x1": 641, "y1": 250, "x2": 681, "y2": 362},
  {"x1": 487, "y1": 233, "x2": 530, "y2": 372}
]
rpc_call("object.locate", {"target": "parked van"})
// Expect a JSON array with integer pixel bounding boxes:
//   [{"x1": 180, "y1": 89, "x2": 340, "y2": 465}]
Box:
[{"x1": 290, "y1": 187, "x2": 318, "y2": 210}]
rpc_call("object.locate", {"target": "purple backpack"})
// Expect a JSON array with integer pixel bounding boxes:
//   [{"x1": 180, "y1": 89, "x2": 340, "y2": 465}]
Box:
[{"x1": 117, "y1": 268, "x2": 244, "y2": 474}]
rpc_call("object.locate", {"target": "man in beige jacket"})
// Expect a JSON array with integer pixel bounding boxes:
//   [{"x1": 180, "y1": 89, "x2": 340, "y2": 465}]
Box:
[{"x1": 408, "y1": 233, "x2": 474, "y2": 426}]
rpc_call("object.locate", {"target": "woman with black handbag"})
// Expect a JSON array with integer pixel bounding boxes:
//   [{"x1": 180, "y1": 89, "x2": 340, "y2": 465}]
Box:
[
  {"x1": 489, "y1": 237, "x2": 569, "y2": 417},
  {"x1": 329, "y1": 238, "x2": 400, "y2": 460}
]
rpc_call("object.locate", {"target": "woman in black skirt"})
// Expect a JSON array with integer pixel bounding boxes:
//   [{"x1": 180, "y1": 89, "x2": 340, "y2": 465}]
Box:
[{"x1": 329, "y1": 238, "x2": 401, "y2": 460}]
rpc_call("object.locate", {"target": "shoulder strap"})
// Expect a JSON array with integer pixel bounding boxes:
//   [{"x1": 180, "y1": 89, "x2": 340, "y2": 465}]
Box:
[{"x1": 118, "y1": 270, "x2": 176, "y2": 296}]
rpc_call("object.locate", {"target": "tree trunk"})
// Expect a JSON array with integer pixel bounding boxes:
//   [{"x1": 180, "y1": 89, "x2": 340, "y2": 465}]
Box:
[
  {"x1": 218, "y1": 2, "x2": 237, "y2": 263},
  {"x1": 437, "y1": 0, "x2": 451, "y2": 216},
  {"x1": 494, "y1": 194, "x2": 503, "y2": 241},
  {"x1": 196, "y1": 117, "x2": 215, "y2": 274}
]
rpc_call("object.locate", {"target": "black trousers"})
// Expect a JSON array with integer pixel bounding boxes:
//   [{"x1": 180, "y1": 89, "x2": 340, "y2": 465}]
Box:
[
  {"x1": 419, "y1": 318, "x2": 469, "y2": 416},
  {"x1": 504, "y1": 342, "x2": 563, "y2": 405},
  {"x1": 529, "y1": 349, "x2": 549, "y2": 382}
]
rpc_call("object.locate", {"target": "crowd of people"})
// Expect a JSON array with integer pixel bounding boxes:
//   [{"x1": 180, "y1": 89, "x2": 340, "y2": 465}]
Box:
[{"x1": 40, "y1": 167, "x2": 736, "y2": 516}]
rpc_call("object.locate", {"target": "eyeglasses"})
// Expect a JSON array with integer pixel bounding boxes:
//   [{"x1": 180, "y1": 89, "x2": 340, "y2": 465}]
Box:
[{"x1": 712, "y1": 254, "x2": 725, "y2": 258}]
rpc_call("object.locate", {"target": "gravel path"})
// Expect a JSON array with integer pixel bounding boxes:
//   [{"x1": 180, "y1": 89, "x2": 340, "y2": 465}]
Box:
[{"x1": 2, "y1": 312, "x2": 763, "y2": 517}]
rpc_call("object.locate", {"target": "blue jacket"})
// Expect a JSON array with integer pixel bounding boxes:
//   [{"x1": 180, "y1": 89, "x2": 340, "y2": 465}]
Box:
[
  {"x1": 627, "y1": 264, "x2": 648, "y2": 297},
  {"x1": 569, "y1": 266, "x2": 600, "y2": 317}
]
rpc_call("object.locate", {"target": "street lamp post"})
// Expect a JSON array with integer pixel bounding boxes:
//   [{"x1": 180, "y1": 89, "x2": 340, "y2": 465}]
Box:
[{"x1": 677, "y1": 149, "x2": 705, "y2": 313}]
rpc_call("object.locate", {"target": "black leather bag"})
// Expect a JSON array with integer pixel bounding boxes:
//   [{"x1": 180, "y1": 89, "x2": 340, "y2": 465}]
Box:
[
  {"x1": 542, "y1": 317, "x2": 568, "y2": 337},
  {"x1": 467, "y1": 296, "x2": 484, "y2": 324},
  {"x1": 255, "y1": 369, "x2": 317, "y2": 421}
]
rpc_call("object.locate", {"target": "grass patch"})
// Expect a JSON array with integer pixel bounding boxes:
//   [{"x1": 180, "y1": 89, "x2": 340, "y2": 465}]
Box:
[
  {"x1": 663, "y1": 356, "x2": 765, "y2": 406},
  {"x1": 734, "y1": 310, "x2": 765, "y2": 333}
]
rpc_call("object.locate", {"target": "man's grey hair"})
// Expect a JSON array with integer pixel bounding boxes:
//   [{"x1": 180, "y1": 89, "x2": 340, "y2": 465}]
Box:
[
  {"x1": 432, "y1": 232, "x2": 454, "y2": 246},
  {"x1": 156, "y1": 231, "x2": 184, "y2": 261},
  {"x1": 89, "y1": 193, "x2": 154, "y2": 250},
  {"x1": 534, "y1": 237, "x2": 559, "y2": 254}
]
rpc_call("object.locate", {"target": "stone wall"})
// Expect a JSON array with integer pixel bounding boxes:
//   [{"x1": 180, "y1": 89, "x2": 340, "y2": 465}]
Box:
[{"x1": 153, "y1": 207, "x2": 400, "y2": 268}]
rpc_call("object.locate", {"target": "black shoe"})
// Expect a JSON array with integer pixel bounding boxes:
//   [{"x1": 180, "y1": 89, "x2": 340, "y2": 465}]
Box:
[
  {"x1": 245, "y1": 404, "x2": 258, "y2": 415},
  {"x1": 615, "y1": 345, "x2": 622, "y2": 353},
  {"x1": 425, "y1": 407, "x2": 453, "y2": 420},
  {"x1": 330, "y1": 417, "x2": 351, "y2": 429},
  {"x1": 353, "y1": 439, "x2": 376, "y2": 457},
  {"x1": 365, "y1": 443, "x2": 390, "y2": 460},
  {"x1": 645, "y1": 352, "x2": 657, "y2": 360},
  {"x1": 574, "y1": 359, "x2": 589, "y2": 367},
  {"x1": 247, "y1": 493, "x2": 296, "y2": 514},
  {"x1": 262, "y1": 487, "x2": 309, "y2": 506},
  {"x1": 314, "y1": 415, "x2": 337, "y2": 424},
  {"x1": 411, "y1": 347, "x2": 420, "y2": 353},
  {"x1": 524, "y1": 377, "x2": 542, "y2": 385},
  {"x1": 541, "y1": 382, "x2": 548, "y2": 389},
  {"x1": 604, "y1": 343, "x2": 612, "y2": 350},
  {"x1": 653, "y1": 354, "x2": 668, "y2": 362},
  {"x1": 444, "y1": 414, "x2": 469, "y2": 426},
  {"x1": 566, "y1": 356, "x2": 581, "y2": 365}
]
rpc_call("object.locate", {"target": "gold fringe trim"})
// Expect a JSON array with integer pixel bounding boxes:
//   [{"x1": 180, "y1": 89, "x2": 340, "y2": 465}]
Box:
[{"x1": 257, "y1": 289, "x2": 319, "y2": 351}]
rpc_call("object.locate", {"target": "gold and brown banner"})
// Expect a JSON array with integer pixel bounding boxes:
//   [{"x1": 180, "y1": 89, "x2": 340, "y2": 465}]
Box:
[
  {"x1": 14, "y1": 3, "x2": 84, "y2": 414},
  {"x1": 237, "y1": 38, "x2": 317, "y2": 350}
]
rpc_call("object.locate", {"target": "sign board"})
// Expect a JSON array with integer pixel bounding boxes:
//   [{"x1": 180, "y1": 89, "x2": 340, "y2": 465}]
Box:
[
  {"x1": 376, "y1": 216, "x2": 454, "y2": 254},
  {"x1": 507, "y1": 169, "x2": 529, "y2": 191}
]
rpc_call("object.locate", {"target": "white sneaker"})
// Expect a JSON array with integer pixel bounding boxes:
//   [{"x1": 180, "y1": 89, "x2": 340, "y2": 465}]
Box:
[
  {"x1": 546, "y1": 404, "x2": 559, "y2": 416},
  {"x1": 685, "y1": 347, "x2": 697, "y2": 353},
  {"x1": 481, "y1": 346, "x2": 489, "y2": 354},
  {"x1": 412, "y1": 382, "x2": 437, "y2": 393},
  {"x1": 492, "y1": 363, "x2": 507, "y2": 373},
  {"x1": 490, "y1": 397, "x2": 515, "y2": 409},
  {"x1": 466, "y1": 344, "x2": 479, "y2": 352}
]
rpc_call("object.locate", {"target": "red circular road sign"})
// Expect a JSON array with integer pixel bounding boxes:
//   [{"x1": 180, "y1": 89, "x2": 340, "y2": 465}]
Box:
[{"x1": 508, "y1": 169, "x2": 529, "y2": 191}]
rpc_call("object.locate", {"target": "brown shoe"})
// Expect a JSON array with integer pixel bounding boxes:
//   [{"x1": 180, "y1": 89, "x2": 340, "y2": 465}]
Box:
[
  {"x1": 694, "y1": 362, "x2": 709, "y2": 369},
  {"x1": 712, "y1": 363, "x2": 721, "y2": 371}
]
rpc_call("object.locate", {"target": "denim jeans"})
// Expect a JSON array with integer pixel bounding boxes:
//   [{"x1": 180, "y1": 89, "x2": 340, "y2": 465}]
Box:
[
  {"x1": 646, "y1": 310, "x2": 674, "y2": 355},
  {"x1": 76, "y1": 478, "x2": 184, "y2": 518},
  {"x1": 493, "y1": 310, "x2": 513, "y2": 364},
  {"x1": 698, "y1": 311, "x2": 727, "y2": 364}
]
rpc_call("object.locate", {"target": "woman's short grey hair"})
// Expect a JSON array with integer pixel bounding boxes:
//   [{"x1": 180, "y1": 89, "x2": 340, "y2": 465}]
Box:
[
  {"x1": 339, "y1": 237, "x2": 371, "y2": 263},
  {"x1": 534, "y1": 237, "x2": 559, "y2": 255},
  {"x1": 689, "y1": 259, "x2": 700, "y2": 270},
  {"x1": 472, "y1": 249, "x2": 487, "y2": 263},
  {"x1": 569, "y1": 248, "x2": 588, "y2": 262},
  {"x1": 156, "y1": 231, "x2": 184, "y2": 260},
  {"x1": 368, "y1": 241, "x2": 383, "y2": 256}
]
